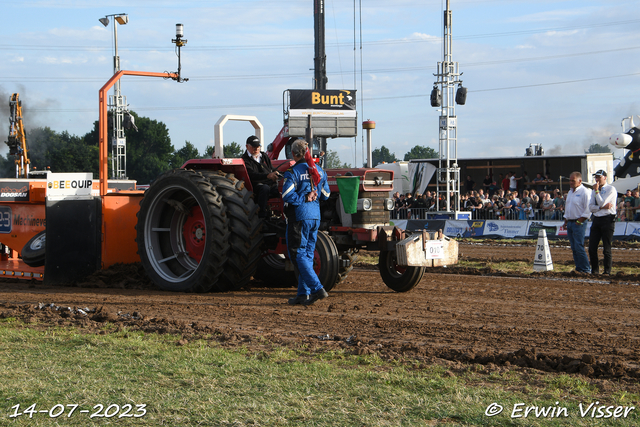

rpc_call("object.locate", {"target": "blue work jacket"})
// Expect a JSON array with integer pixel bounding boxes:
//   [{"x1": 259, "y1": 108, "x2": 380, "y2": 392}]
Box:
[{"x1": 282, "y1": 160, "x2": 331, "y2": 221}]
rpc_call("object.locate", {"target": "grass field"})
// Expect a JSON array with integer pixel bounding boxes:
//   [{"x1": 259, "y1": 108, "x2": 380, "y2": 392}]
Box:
[{"x1": 1, "y1": 320, "x2": 638, "y2": 426}]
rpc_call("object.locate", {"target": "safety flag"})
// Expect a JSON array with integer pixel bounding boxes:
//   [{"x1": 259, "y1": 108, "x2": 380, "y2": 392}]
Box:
[{"x1": 304, "y1": 148, "x2": 321, "y2": 187}]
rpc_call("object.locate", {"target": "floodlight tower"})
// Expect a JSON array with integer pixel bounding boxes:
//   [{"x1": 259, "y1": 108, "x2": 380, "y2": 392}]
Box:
[
  {"x1": 431, "y1": 0, "x2": 467, "y2": 215},
  {"x1": 313, "y1": 0, "x2": 328, "y2": 158},
  {"x1": 99, "y1": 13, "x2": 129, "y2": 179}
]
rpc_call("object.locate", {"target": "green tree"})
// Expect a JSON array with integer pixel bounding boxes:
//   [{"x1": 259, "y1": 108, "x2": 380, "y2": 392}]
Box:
[
  {"x1": 404, "y1": 145, "x2": 438, "y2": 160},
  {"x1": 203, "y1": 145, "x2": 215, "y2": 158},
  {"x1": 370, "y1": 145, "x2": 398, "y2": 167},
  {"x1": 223, "y1": 141, "x2": 243, "y2": 158},
  {"x1": 84, "y1": 111, "x2": 175, "y2": 184},
  {"x1": 171, "y1": 141, "x2": 200, "y2": 168},
  {"x1": 4, "y1": 127, "x2": 99, "y2": 177},
  {"x1": 586, "y1": 143, "x2": 612, "y2": 154},
  {"x1": 324, "y1": 150, "x2": 350, "y2": 169}
]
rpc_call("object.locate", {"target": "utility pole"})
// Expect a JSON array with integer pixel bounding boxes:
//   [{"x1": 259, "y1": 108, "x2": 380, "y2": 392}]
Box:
[
  {"x1": 431, "y1": 0, "x2": 466, "y2": 215},
  {"x1": 313, "y1": 0, "x2": 327, "y2": 157}
]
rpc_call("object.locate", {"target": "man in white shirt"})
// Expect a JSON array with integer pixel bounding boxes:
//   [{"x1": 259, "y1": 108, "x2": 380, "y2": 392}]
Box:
[
  {"x1": 508, "y1": 171, "x2": 521, "y2": 192},
  {"x1": 588, "y1": 170, "x2": 617, "y2": 275},
  {"x1": 563, "y1": 172, "x2": 591, "y2": 273}
]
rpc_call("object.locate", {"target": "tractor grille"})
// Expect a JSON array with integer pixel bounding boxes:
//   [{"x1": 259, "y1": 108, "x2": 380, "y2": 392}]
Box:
[{"x1": 352, "y1": 191, "x2": 390, "y2": 225}]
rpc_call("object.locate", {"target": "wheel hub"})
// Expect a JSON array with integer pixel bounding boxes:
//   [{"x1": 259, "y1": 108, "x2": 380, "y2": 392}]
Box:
[{"x1": 183, "y1": 206, "x2": 206, "y2": 262}]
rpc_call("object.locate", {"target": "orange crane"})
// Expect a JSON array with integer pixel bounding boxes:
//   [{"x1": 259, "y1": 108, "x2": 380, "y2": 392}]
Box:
[{"x1": 6, "y1": 93, "x2": 30, "y2": 178}]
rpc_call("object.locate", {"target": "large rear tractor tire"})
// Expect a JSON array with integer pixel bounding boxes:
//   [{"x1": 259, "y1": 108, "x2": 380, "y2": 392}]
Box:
[
  {"x1": 136, "y1": 169, "x2": 229, "y2": 292},
  {"x1": 201, "y1": 171, "x2": 263, "y2": 291},
  {"x1": 378, "y1": 250, "x2": 425, "y2": 292}
]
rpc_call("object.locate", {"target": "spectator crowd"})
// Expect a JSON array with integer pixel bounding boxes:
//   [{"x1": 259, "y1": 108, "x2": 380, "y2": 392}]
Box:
[{"x1": 391, "y1": 171, "x2": 640, "y2": 222}]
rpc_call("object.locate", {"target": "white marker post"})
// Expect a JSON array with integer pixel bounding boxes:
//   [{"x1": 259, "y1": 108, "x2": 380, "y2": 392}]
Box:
[{"x1": 533, "y1": 229, "x2": 553, "y2": 271}]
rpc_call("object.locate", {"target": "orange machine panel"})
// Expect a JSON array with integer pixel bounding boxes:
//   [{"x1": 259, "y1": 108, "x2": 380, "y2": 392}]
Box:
[
  {"x1": 102, "y1": 192, "x2": 144, "y2": 268},
  {"x1": 0, "y1": 179, "x2": 47, "y2": 255}
]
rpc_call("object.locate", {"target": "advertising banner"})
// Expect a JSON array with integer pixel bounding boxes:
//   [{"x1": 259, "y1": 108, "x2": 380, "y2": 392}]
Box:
[
  {"x1": 0, "y1": 181, "x2": 29, "y2": 202},
  {"x1": 394, "y1": 219, "x2": 637, "y2": 239},
  {"x1": 47, "y1": 173, "x2": 94, "y2": 197},
  {"x1": 389, "y1": 219, "x2": 407, "y2": 229},
  {"x1": 445, "y1": 220, "x2": 486, "y2": 238},
  {"x1": 407, "y1": 161, "x2": 437, "y2": 196},
  {"x1": 614, "y1": 222, "x2": 628, "y2": 237},
  {"x1": 624, "y1": 222, "x2": 640, "y2": 239},
  {"x1": 526, "y1": 220, "x2": 565, "y2": 238},
  {"x1": 482, "y1": 220, "x2": 529, "y2": 238},
  {"x1": 403, "y1": 219, "x2": 447, "y2": 232},
  {"x1": 289, "y1": 89, "x2": 356, "y2": 117}
]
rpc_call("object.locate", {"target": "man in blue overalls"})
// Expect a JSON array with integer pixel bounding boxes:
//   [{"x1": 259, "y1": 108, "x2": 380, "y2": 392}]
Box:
[{"x1": 282, "y1": 139, "x2": 331, "y2": 305}]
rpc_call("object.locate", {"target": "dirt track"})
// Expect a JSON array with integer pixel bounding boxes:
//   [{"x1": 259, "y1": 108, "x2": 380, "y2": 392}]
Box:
[{"x1": 1, "y1": 241, "x2": 640, "y2": 388}]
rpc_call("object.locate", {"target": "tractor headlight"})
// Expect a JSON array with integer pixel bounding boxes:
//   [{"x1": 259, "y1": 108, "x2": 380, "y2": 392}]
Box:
[
  {"x1": 384, "y1": 198, "x2": 395, "y2": 211},
  {"x1": 357, "y1": 198, "x2": 372, "y2": 211}
]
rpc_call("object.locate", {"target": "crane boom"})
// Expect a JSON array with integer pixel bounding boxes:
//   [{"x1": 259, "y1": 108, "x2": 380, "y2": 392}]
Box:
[{"x1": 6, "y1": 93, "x2": 29, "y2": 178}]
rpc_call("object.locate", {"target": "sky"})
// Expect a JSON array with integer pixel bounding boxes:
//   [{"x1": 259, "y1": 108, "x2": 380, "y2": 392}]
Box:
[{"x1": 2, "y1": 0, "x2": 639, "y2": 170}]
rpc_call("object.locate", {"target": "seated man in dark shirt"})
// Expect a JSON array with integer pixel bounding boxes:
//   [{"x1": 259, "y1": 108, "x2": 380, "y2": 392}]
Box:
[{"x1": 241, "y1": 135, "x2": 280, "y2": 218}]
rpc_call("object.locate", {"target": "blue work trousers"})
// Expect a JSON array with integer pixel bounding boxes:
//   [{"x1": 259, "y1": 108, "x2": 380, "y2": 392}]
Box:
[
  {"x1": 566, "y1": 221, "x2": 590, "y2": 273},
  {"x1": 286, "y1": 219, "x2": 323, "y2": 296}
]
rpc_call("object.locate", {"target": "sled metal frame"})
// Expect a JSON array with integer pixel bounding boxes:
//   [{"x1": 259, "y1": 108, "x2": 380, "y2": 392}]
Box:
[{"x1": 98, "y1": 70, "x2": 179, "y2": 269}]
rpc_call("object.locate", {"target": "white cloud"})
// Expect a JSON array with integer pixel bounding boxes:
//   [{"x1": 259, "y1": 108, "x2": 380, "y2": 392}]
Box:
[
  {"x1": 410, "y1": 32, "x2": 439, "y2": 42},
  {"x1": 508, "y1": 8, "x2": 595, "y2": 24}
]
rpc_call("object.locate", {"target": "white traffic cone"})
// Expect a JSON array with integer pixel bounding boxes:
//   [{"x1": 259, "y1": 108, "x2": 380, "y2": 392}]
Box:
[{"x1": 533, "y1": 229, "x2": 553, "y2": 271}]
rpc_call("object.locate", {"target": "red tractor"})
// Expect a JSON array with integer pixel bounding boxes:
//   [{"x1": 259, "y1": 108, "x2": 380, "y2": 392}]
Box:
[{"x1": 135, "y1": 115, "x2": 458, "y2": 294}]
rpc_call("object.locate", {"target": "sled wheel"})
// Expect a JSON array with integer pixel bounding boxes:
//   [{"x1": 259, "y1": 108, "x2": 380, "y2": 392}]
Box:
[
  {"x1": 136, "y1": 169, "x2": 229, "y2": 292},
  {"x1": 201, "y1": 171, "x2": 263, "y2": 291},
  {"x1": 22, "y1": 231, "x2": 46, "y2": 267},
  {"x1": 379, "y1": 250, "x2": 425, "y2": 292}
]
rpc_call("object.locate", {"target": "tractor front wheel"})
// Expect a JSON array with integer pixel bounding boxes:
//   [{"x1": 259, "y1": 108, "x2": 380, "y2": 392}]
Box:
[
  {"x1": 312, "y1": 231, "x2": 340, "y2": 291},
  {"x1": 378, "y1": 250, "x2": 425, "y2": 292},
  {"x1": 255, "y1": 231, "x2": 340, "y2": 291}
]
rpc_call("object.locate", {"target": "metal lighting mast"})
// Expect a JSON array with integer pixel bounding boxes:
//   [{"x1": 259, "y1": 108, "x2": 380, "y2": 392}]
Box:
[
  {"x1": 431, "y1": 0, "x2": 466, "y2": 215},
  {"x1": 314, "y1": 0, "x2": 327, "y2": 157},
  {"x1": 99, "y1": 13, "x2": 129, "y2": 179}
]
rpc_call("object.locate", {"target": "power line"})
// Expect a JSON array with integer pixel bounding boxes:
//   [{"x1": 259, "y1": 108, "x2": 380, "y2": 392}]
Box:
[
  {"x1": 26, "y1": 71, "x2": 640, "y2": 113},
  {"x1": 3, "y1": 43, "x2": 638, "y2": 83},
  {"x1": 2, "y1": 17, "x2": 639, "y2": 53},
  {"x1": 470, "y1": 72, "x2": 640, "y2": 93}
]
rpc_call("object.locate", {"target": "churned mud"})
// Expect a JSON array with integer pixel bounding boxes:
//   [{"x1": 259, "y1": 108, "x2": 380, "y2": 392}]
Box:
[{"x1": 1, "y1": 241, "x2": 640, "y2": 390}]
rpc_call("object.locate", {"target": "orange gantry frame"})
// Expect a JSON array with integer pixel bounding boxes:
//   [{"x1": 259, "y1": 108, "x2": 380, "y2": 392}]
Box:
[{"x1": 98, "y1": 70, "x2": 179, "y2": 268}]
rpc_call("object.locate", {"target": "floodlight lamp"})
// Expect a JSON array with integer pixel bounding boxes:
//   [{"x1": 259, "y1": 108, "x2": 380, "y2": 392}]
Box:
[
  {"x1": 115, "y1": 15, "x2": 128, "y2": 25},
  {"x1": 455, "y1": 84, "x2": 467, "y2": 105},
  {"x1": 176, "y1": 23, "x2": 184, "y2": 38},
  {"x1": 99, "y1": 17, "x2": 109, "y2": 27},
  {"x1": 430, "y1": 86, "x2": 441, "y2": 108}
]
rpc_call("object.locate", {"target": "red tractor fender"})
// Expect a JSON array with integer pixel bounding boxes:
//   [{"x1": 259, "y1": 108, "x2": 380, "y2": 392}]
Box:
[{"x1": 181, "y1": 158, "x2": 295, "y2": 192}]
